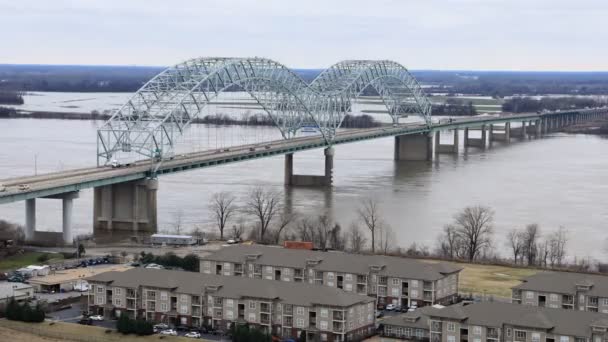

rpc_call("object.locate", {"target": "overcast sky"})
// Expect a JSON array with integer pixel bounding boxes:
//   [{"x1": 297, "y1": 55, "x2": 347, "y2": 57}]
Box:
[{"x1": 1, "y1": 0, "x2": 607, "y2": 71}]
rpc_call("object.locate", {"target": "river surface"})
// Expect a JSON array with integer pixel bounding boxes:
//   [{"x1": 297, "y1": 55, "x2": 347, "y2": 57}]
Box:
[{"x1": 1, "y1": 94, "x2": 608, "y2": 259}]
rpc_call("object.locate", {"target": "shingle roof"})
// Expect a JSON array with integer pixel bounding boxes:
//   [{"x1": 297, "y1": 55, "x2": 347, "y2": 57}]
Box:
[
  {"x1": 428, "y1": 302, "x2": 606, "y2": 337},
  {"x1": 87, "y1": 268, "x2": 374, "y2": 308},
  {"x1": 381, "y1": 306, "x2": 436, "y2": 329},
  {"x1": 202, "y1": 245, "x2": 462, "y2": 281},
  {"x1": 513, "y1": 272, "x2": 608, "y2": 297}
]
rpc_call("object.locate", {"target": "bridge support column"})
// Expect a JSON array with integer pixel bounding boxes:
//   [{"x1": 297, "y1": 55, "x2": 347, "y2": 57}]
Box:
[
  {"x1": 93, "y1": 178, "x2": 158, "y2": 232},
  {"x1": 435, "y1": 130, "x2": 459, "y2": 154},
  {"x1": 286, "y1": 148, "x2": 334, "y2": 186},
  {"x1": 489, "y1": 123, "x2": 510, "y2": 142},
  {"x1": 394, "y1": 133, "x2": 432, "y2": 161},
  {"x1": 25, "y1": 198, "x2": 36, "y2": 241},
  {"x1": 512, "y1": 121, "x2": 526, "y2": 138},
  {"x1": 464, "y1": 125, "x2": 486, "y2": 148},
  {"x1": 61, "y1": 192, "x2": 79, "y2": 245}
]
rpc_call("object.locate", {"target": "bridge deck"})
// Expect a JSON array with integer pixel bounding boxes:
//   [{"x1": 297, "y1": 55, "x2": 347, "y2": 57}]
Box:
[{"x1": 0, "y1": 110, "x2": 590, "y2": 204}]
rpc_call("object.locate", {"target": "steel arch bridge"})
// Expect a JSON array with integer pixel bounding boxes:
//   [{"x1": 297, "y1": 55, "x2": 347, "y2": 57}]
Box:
[{"x1": 97, "y1": 57, "x2": 432, "y2": 166}]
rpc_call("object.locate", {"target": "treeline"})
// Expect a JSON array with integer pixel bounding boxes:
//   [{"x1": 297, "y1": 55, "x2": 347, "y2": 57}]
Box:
[
  {"x1": 432, "y1": 99, "x2": 477, "y2": 116},
  {"x1": 341, "y1": 114, "x2": 381, "y2": 128},
  {"x1": 502, "y1": 97, "x2": 604, "y2": 113},
  {"x1": 416, "y1": 71, "x2": 608, "y2": 97},
  {"x1": 4, "y1": 298, "x2": 45, "y2": 322},
  {"x1": 116, "y1": 314, "x2": 154, "y2": 335},
  {"x1": 0, "y1": 91, "x2": 24, "y2": 104},
  {"x1": 138, "y1": 251, "x2": 199, "y2": 272}
]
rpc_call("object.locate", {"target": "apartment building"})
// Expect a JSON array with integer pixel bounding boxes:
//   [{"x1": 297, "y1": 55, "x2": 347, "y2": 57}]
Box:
[
  {"x1": 87, "y1": 268, "x2": 376, "y2": 342},
  {"x1": 512, "y1": 272, "x2": 608, "y2": 313},
  {"x1": 382, "y1": 302, "x2": 608, "y2": 342},
  {"x1": 200, "y1": 245, "x2": 462, "y2": 308}
]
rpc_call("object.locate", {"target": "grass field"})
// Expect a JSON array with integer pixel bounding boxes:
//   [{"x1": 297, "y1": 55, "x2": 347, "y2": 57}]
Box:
[
  {"x1": 0, "y1": 252, "x2": 64, "y2": 271},
  {"x1": 423, "y1": 260, "x2": 541, "y2": 298},
  {"x1": 0, "y1": 320, "x2": 196, "y2": 342}
]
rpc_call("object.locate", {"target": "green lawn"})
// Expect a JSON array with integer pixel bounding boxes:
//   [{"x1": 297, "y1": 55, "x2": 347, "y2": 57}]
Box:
[{"x1": 0, "y1": 252, "x2": 64, "y2": 271}]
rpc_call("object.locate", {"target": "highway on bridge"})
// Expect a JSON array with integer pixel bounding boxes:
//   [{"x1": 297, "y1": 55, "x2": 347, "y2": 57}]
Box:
[{"x1": 0, "y1": 111, "x2": 548, "y2": 205}]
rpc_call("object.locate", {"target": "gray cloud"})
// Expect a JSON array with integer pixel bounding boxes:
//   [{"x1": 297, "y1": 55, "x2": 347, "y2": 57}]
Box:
[{"x1": 0, "y1": 0, "x2": 606, "y2": 70}]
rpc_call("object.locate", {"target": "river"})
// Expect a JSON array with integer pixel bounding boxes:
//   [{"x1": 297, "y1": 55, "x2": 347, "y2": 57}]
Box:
[{"x1": 1, "y1": 93, "x2": 607, "y2": 260}]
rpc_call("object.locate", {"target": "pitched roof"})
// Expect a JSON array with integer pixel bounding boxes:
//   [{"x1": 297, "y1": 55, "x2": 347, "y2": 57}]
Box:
[
  {"x1": 513, "y1": 272, "x2": 608, "y2": 297},
  {"x1": 202, "y1": 245, "x2": 462, "y2": 281},
  {"x1": 87, "y1": 268, "x2": 374, "y2": 308},
  {"x1": 428, "y1": 302, "x2": 606, "y2": 337},
  {"x1": 381, "y1": 306, "x2": 436, "y2": 329}
]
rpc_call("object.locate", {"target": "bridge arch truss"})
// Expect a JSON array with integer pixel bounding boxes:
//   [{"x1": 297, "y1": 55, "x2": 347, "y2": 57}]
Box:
[{"x1": 97, "y1": 57, "x2": 432, "y2": 166}]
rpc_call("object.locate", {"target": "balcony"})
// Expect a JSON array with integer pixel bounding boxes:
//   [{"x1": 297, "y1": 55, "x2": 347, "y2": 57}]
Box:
[
  {"x1": 332, "y1": 322, "x2": 344, "y2": 332},
  {"x1": 260, "y1": 313, "x2": 270, "y2": 325},
  {"x1": 423, "y1": 282, "x2": 433, "y2": 291},
  {"x1": 333, "y1": 311, "x2": 345, "y2": 321}
]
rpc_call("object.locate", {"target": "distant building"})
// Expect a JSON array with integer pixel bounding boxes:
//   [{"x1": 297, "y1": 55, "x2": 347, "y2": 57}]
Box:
[
  {"x1": 200, "y1": 245, "x2": 462, "y2": 307},
  {"x1": 28, "y1": 264, "x2": 132, "y2": 293},
  {"x1": 150, "y1": 234, "x2": 197, "y2": 246},
  {"x1": 16, "y1": 265, "x2": 50, "y2": 277},
  {"x1": 512, "y1": 272, "x2": 608, "y2": 313},
  {"x1": 87, "y1": 268, "x2": 376, "y2": 341},
  {"x1": 0, "y1": 282, "x2": 34, "y2": 309},
  {"x1": 382, "y1": 301, "x2": 608, "y2": 342}
]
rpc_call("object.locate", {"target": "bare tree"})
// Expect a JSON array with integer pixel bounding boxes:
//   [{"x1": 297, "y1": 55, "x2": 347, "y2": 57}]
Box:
[
  {"x1": 171, "y1": 210, "x2": 184, "y2": 235},
  {"x1": 329, "y1": 223, "x2": 346, "y2": 251},
  {"x1": 436, "y1": 225, "x2": 462, "y2": 260},
  {"x1": 315, "y1": 215, "x2": 333, "y2": 251},
  {"x1": 347, "y1": 223, "x2": 367, "y2": 253},
  {"x1": 295, "y1": 217, "x2": 317, "y2": 243},
  {"x1": 548, "y1": 226, "x2": 568, "y2": 267},
  {"x1": 243, "y1": 187, "x2": 282, "y2": 242},
  {"x1": 522, "y1": 224, "x2": 540, "y2": 265},
  {"x1": 451, "y1": 205, "x2": 494, "y2": 261},
  {"x1": 376, "y1": 225, "x2": 395, "y2": 255},
  {"x1": 230, "y1": 222, "x2": 246, "y2": 241},
  {"x1": 209, "y1": 192, "x2": 237, "y2": 240},
  {"x1": 357, "y1": 197, "x2": 382, "y2": 253},
  {"x1": 273, "y1": 211, "x2": 298, "y2": 244},
  {"x1": 506, "y1": 229, "x2": 525, "y2": 264}
]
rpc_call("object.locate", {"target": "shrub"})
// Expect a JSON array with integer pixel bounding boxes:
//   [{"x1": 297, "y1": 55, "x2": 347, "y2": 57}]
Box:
[{"x1": 37, "y1": 253, "x2": 50, "y2": 263}]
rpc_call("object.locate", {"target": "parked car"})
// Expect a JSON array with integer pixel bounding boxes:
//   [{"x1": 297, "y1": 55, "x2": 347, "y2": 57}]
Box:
[
  {"x1": 89, "y1": 315, "x2": 104, "y2": 321},
  {"x1": 78, "y1": 317, "x2": 93, "y2": 325},
  {"x1": 375, "y1": 311, "x2": 384, "y2": 318},
  {"x1": 153, "y1": 323, "x2": 169, "y2": 331},
  {"x1": 160, "y1": 329, "x2": 178, "y2": 336},
  {"x1": 385, "y1": 303, "x2": 396, "y2": 311},
  {"x1": 184, "y1": 331, "x2": 201, "y2": 338}
]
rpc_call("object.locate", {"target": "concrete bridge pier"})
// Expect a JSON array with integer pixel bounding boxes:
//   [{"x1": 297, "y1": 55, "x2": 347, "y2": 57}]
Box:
[
  {"x1": 512, "y1": 121, "x2": 527, "y2": 138},
  {"x1": 394, "y1": 133, "x2": 433, "y2": 160},
  {"x1": 25, "y1": 191, "x2": 79, "y2": 245},
  {"x1": 464, "y1": 125, "x2": 487, "y2": 148},
  {"x1": 489, "y1": 123, "x2": 511, "y2": 142},
  {"x1": 434, "y1": 130, "x2": 459, "y2": 154},
  {"x1": 285, "y1": 147, "x2": 334, "y2": 186},
  {"x1": 93, "y1": 178, "x2": 158, "y2": 232}
]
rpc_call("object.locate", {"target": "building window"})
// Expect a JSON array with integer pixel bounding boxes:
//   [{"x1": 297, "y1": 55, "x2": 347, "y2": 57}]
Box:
[
  {"x1": 526, "y1": 291, "x2": 534, "y2": 299},
  {"x1": 506, "y1": 328, "x2": 511, "y2": 337},
  {"x1": 447, "y1": 322, "x2": 455, "y2": 332},
  {"x1": 114, "y1": 288, "x2": 121, "y2": 295},
  {"x1": 345, "y1": 284, "x2": 352, "y2": 291},
  {"x1": 327, "y1": 272, "x2": 335, "y2": 280},
  {"x1": 180, "y1": 305, "x2": 188, "y2": 314},
  {"x1": 320, "y1": 309, "x2": 328, "y2": 318},
  {"x1": 603, "y1": 298, "x2": 608, "y2": 306},
  {"x1": 473, "y1": 326, "x2": 482, "y2": 335},
  {"x1": 96, "y1": 296, "x2": 103, "y2": 304},
  {"x1": 265, "y1": 266, "x2": 273, "y2": 273},
  {"x1": 392, "y1": 278, "x2": 400, "y2": 285},
  {"x1": 346, "y1": 274, "x2": 353, "y2": 281},
  {"x1": 320, "y1": 321, "x2": 328, "y2": 330},
  {"x1": 248, "y1": 313, "x2": 256, "y2": 322},
  {"x1": 180, "y1": 294, "x2": 188, "y2": 302},
  {"x1": 226, "y1": 310, "x2": 234, "y2": 319},
  {"x1": 416, "y1": 329, "x2": 424, "y2": 338},
  {"x1": 160, "y1": 303, "x2": 168, "y2": 311},
  {"x1": 411, "y1": 280, "x2": 418, "y2": 287},
  {"x1": 114, "y1": 298, "x2": 121, "y2": 306},
  {"x1": 531, "y1": 333, "x2": 541, "y2": 342},
  {"x1": 515, "y1": 330, "x2": 526, "y2": 341},
  {"x1": 391, "y1": 288, "x2": 399, "y2": 296},
  {"x1": 411, "y1": 290, "x2": 419, "y2": 297},
  {"x1": 97, "y1": 286, "x2": 103, "y2": 293},
  {"x1": 296, "y1": 306, "x2": 305, "y2": 315},
  {"x1": 214, "y1": 297, "x2": 223, "y2": 306},
  {"x1": 297, "y1": 318, "x2": 305, "y2": 328},
  {"x1": 160, "y1": 291, "x2": 168, "y2": 300},
  {"x1": 249, "y1": 301, "x2": 256, "y2": 309},
  {"x1": 560, "y1": 337, "x2": 569, "y2": 342},
  {"x1": 226, "y1": 299, "x2": 234, "y2": 308},
  {"x1": 447, "y1": 336, "x2": 456, "y2": 342},
  {"x1": 550, "y1": 293, "x2": 559, "y2": 301}
]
